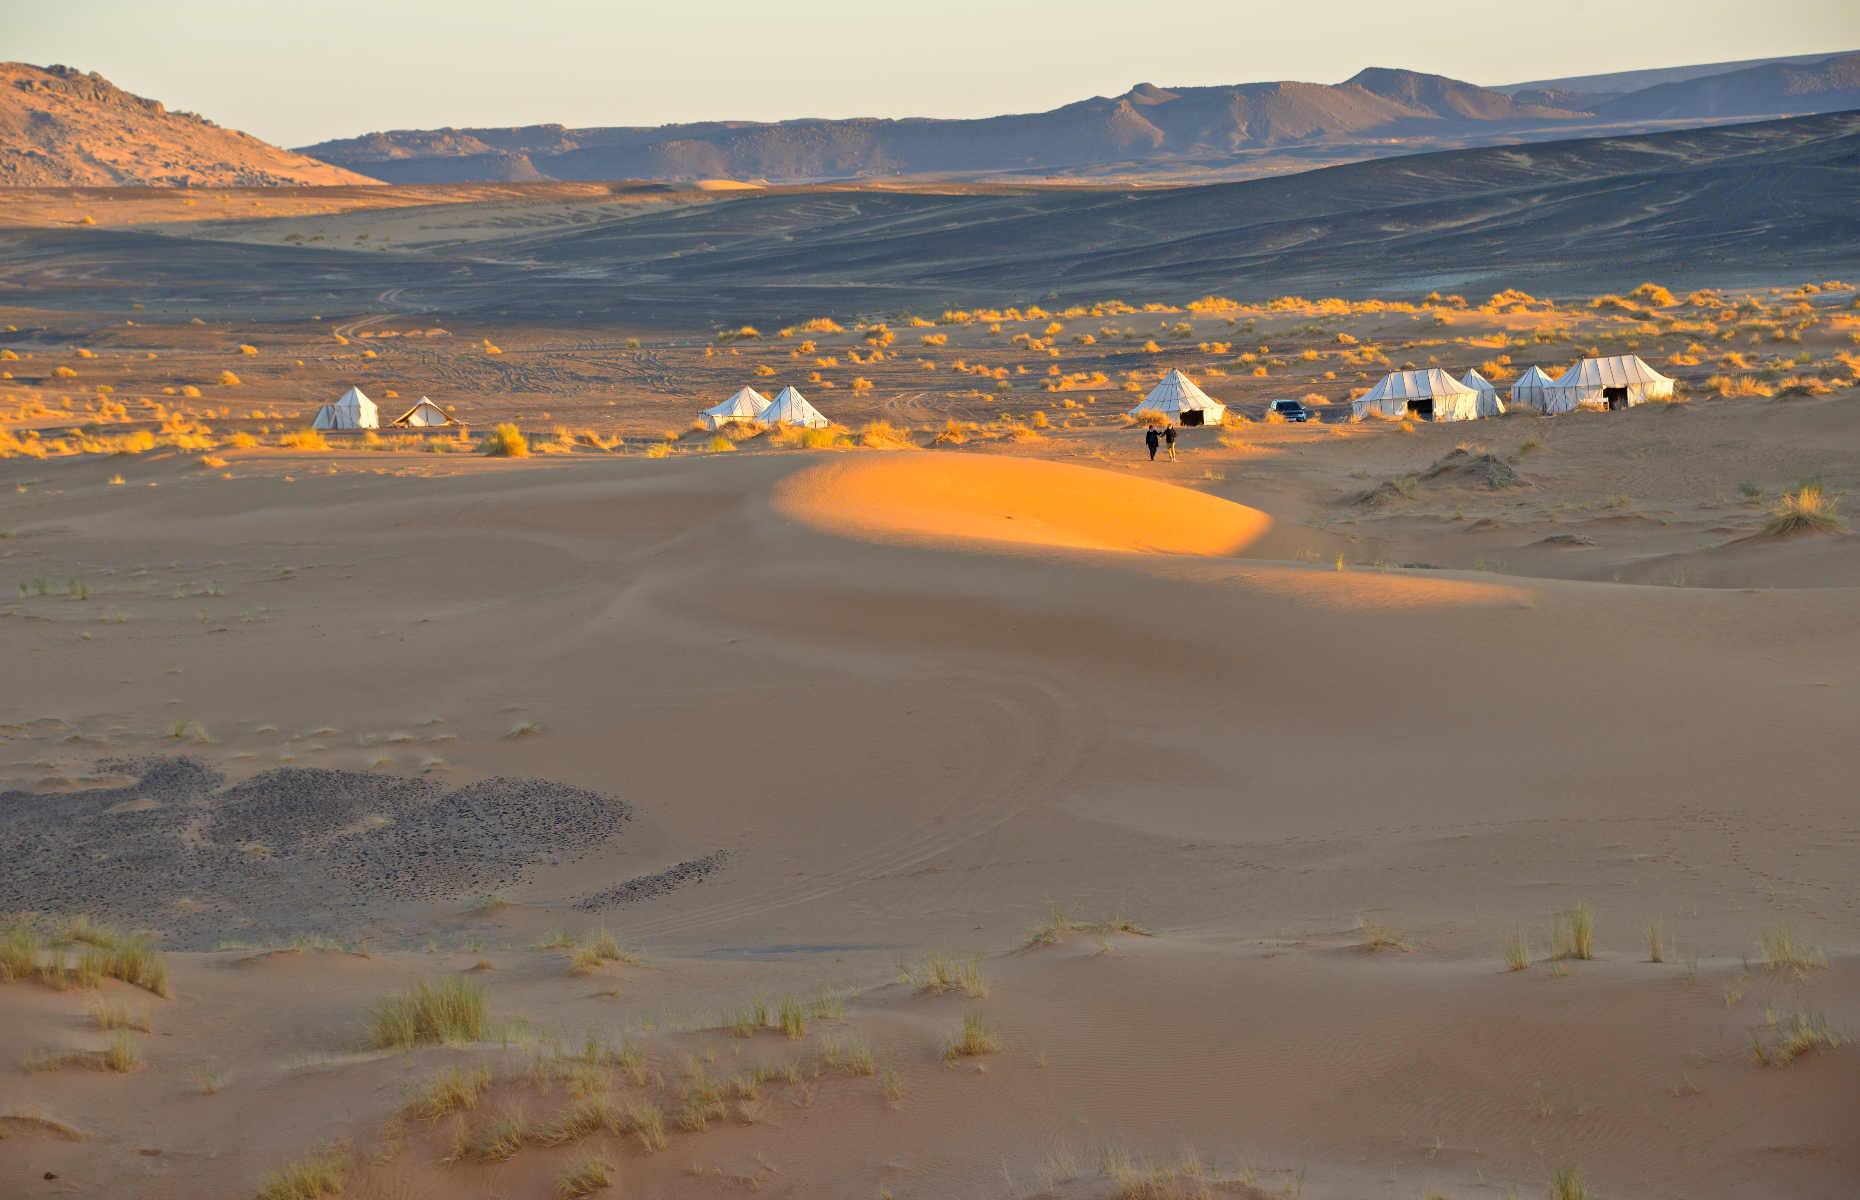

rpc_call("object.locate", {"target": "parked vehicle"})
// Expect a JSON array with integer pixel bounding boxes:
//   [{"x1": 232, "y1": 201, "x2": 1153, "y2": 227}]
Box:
[{"x1": 1267, "y1": 398, "x2": 1311, "y2": 422}]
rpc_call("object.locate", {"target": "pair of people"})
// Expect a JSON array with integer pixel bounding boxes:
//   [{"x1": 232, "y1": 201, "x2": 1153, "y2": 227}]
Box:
[{"x1": 1144, "y1": 424, "x2": 1177, "y2": 461}]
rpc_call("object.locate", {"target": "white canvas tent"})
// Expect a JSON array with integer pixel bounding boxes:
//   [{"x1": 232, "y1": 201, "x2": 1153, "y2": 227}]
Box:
[
  {"x1": 1546, "y1": 355, "x2": 1675, "y2": 411},
  {"x1": 1351, "y1": 368, "x2": 1482, "y2": 422},
  {"x1": 393, "y1": 397, "x2": 451, "y2": 427},
  {"x1": 1507, "y1": 365, "x2": 1560, "y2": 414},
  {"x1": 1127, "y1": 369, "x2": 1225, "y2": 427},
  {"x1": 759, "y1": 385, "x2": 830, "y2": 429},
  {"x1": 1460, "y1": 368, "x2": 1506, "y2": 418},
  {"x1": 311, "y1": 386, "x2": 379, "y2": 431},
  {"x1": 700, "y1": 387, "x2": 771, "y2": 431}
]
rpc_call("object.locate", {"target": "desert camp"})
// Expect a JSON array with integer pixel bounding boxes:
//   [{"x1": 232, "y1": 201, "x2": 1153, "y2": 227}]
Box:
[
  {"x1": 699, "y1": 385, "x2": 771, "y2": 430},
  {"x1": 392, "y1": 397, "x2": 452, "y2": 427},
  {"x1": 1128, "y1": 368, "x2": 1226, "y2": 426},
  {"x1": 759, "y1": 384, "x2": 831, "y2": 428},
  {"x1": 1351, "y1": 367, "x2": 1484, "y2": 421},
  {"x1": 2, "y1": 15, "x2": 1858, "y2": 1200},
  {"x1": 309, "y1": 385, "x2": 379, "y2": 430}
]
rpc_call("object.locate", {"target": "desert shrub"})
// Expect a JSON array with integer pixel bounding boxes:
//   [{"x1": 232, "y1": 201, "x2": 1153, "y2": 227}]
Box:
[
  {"x1": 921, "y1": 333, "x2": 948, "y2": 346},
  {"x1": 238, "y1": 344, "x2": 258, "y2": 356},
  {"x1": 857, "y1": 421, "x2": 913, "y2": 449},
  {"x1": 556, "y1": 1156, "x2": 615, "y2": 1197},
  {"x1": 217, "y1": 370, "x2": 241, "y2": 386},
  {"x1": 481, "y1": 423, "x2": 528, "y2": 457},
  {"x1": 370, "y1": 977, "x2": 488, "y2": 1048},
  {"x1": 257, "y1": 1142, "x2": 352, "y2": 1200},
  {"x1": 900, "y1": 951, "x2": 988, "y2": 997},
  {"x1": 1764, "y1": 480, "x2": 1846, "y2": 536},
  {"x1": 941, "y1": 1011, "x2": 999, "y2": 1060},
  {"x1": 412, "y1": 1066, "x2": 492, "y2": 1118},
  {"x1": 705, "y1": 434, "x2": 736, "y2": 453},
  {"x1": 279, "y1": 429, "x2": 327, "y2": 450}
]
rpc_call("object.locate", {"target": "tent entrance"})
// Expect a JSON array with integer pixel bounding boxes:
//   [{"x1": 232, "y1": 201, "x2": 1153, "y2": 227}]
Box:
[
  {"x1": 1179, "y1": 410, "x2": 1205, "y2": 427},
  {"x1": 1406, "y1": 399, "x2": 1433, "y2": 420},
  {"x1": 1604, "y1": 387, "x2": 1629, "y2": 410}
]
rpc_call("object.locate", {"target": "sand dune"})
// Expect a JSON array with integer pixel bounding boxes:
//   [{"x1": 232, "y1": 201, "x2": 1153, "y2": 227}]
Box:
[{"x1": 775, "y1": 453, "x2": 1272, "y2": 556}]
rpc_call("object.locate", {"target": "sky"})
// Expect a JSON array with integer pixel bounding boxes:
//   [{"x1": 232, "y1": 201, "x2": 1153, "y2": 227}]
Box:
[{"x1": 10, "y1": 0, "x2": 1859, "y2": 146}]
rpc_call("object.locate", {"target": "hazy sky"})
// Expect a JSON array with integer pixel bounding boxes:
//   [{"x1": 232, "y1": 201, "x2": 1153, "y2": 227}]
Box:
[{"x1": 11, "y1": 0, "x2": 1858, "y2": 146}]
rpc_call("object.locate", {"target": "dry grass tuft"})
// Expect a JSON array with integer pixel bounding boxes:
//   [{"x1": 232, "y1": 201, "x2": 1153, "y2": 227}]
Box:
[
  {"x1": 1550, "y1": 1165, "x2": 1589, "y2": 1200},
  {"x1": 257, "y1": 1141, "x2": 351, "y2": 1200},
  {"x1": 1758, "y1": 926, "x2": 1827, "y2": 974},
  {"x1": 899, "y1": 951, "x2": 988, "y2": 997},
  {"x1": 370, "y1": 978, "x2": 487, "y2": 1049},
  {"x1": 87, "y1": 997, "x2": 150, "y2": 1032},
  {"x1": 1752, "y1": 1011, "x2": 1842, "y2": 1065},
  {"x1": 1646, "y1": 918, "x2": 1666, "y2": 963},
  {"x1": 482, "y1": 423, "x2": 529, "y2": 458},
  {"x1": 411, "y1": 1065, "x2": 491, "y2": 1119},
  {"x1": 1504, "y1": 927, "x2": 1531, "y2": 972},
  {"x1": 941, "y1": 1011, "x2": 999, "y2": 1061},
  {"x1": 556, "y1": 1156, "x2": 616, "y2": 1197},
  {"x1": 1550, "y1": 900, "x2": 1595, "y2": 961},
  {"x1": 278, "y1": 429, "x2": 327, "y2": 451},
  {"x1": 1763, "y1": 480, "x2": 1846, "y2": 536}
]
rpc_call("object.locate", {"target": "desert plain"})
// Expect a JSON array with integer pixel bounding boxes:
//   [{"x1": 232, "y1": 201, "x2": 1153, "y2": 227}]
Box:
[{"x1": 0, "y1": 166, "x2": 1856, "y2": 1200}]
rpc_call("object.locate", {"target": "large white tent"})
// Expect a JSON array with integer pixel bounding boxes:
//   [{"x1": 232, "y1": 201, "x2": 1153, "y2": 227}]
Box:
[
  {"x1": 311, "y1": 386, "x2": 379, "y2": 431},
  {"x1": 1507, "y1": 365, "x2": 1561, "y2": 414},
  {"x1": 1351, "y1": 368, "x2": 1483, "y2": 422},
  {"x1": 393, "y1": 397, "x2": 451, "y2": 427},
  {"x1": 700, "y1": 386, "x2": 771, "y2": 431},
  {"x1": 1127, "y1": 369, "x2": 1225, "y2": 426},
  {"x1": 1460, "y1": 368, "x2": 1506, "y2": 418},
  {"x1": 759, "y1": 385, "x2": 830, "y2": 429},
  {"x1": 1546, "y1": 355, "x2": 1675, "y2": 410}
]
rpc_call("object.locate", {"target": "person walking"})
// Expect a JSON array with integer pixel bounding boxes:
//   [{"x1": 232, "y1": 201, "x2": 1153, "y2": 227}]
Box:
[
  {"x1": 1164, "y1": 424, "x2": 1177, "y2": 462},
  {"x1": 1144, "y1": 425, "x2": 1160, "y2": 461}
]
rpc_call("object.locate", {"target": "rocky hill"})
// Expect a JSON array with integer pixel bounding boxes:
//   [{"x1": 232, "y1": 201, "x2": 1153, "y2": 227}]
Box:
[
  {"x1": 297, "y1": 69, "x2": 1592, "y2": 185},
  {"x1": 0, "y1": 63, "x2": 378, "y2": 187},
  {"x1": 1599, "y1": 52, "x2": 1860, "y2": 119}
]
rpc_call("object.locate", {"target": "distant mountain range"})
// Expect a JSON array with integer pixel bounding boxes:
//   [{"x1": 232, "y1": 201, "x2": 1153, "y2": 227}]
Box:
[
  {"x1": 294, "y1": 53, "x2": 1860, "y2": 186},
  {"x1": 0, "y1": 63, "x2": 374, "y2": 187},
  {"x1": 1, "y1": 52, "x2": 1855, "y2": 189}
]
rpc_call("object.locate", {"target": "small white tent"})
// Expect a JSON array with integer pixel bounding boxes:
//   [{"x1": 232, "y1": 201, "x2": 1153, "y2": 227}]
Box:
[
  {"x1": 700, "y1": 387, "x2": 771, "y2": 431},
  {"x1": 1127, "y1": 369, "x2": 1225, "y2": 426},
  {"x1": 759, "y1": 385, "x2": 830, "y2": 429},
  {"x1": 393, "y1": 397, "x2": 451, "y2": 427},
  {"x1": 1460, "y1": 369, "x2": 1506, "y2": 418},
  {"x1": 311, "y1": 386, "x2": 379, "y2": 430},
  {"x1": 1547, "y1": 355, "x2": 1675, "y2": 411},
  {"x1": 1351, "y1": 368, "x2": 1482, "y2": 422},
  {"x1": 1507, "y1": 365, "x2": 1560, "y2": 414}
]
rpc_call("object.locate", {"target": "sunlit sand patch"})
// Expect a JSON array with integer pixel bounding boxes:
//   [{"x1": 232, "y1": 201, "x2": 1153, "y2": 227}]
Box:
[
  {"x1": 773, "y1": 453, "x2": 1272, "y2": 556},
  {"x1": 775, "y1": 453, "x2": 1528, "y2": 609}
]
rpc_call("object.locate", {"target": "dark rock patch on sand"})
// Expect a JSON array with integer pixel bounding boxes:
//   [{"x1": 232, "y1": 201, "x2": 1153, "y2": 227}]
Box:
[{"x1": 0, "y1": 758, "x2": 649, "y2": 946}]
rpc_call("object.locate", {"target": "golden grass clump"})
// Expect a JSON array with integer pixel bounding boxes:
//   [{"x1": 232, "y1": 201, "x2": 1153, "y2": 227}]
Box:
[
  {"x1": 899, "y1": 951, "x2": 988, "y2": 998},
  {"x1": 856, "y1": 420, "x2": 913, "y2": 449},
  {"x1": 1758, "y1": 926, "x2": 1827, "y2": 973},
  {"x1": 1550, "y1": 1165, "x2": 1590, "y2": 1200},
  {"x1": 704, "y1": 433, "x2": 736, "y2": 453},
  {"x1": 1549, "y1": 900, "x2": 1595, "y2": 961},
  {"x1": 1504, "y1": 927, "x2": 1531, "y2": 972},
  {"x1": 942, "y1": 1011, "x2": 1000, "y2": 1061},
  {"x1": 257, "y1": 1141, "x2": 351, "y2": 1200},
  {"x1": 556, "y1": 1156, "x2": 616, "y2": 1197},
  {"x1": 1764, "y1": 480, "x2": 1846, "y2": 536},
  {"x1": 481, "y1": 423, "x2": 529, "y2": 457},
  {"x1": 1646, "y1": 918, "x2": 1665, "y2": 963},
  {"x1": 217, "y1": 370, "x2": 241, "y2": 386},
  {"x1": 279, "y1": 429, "x2": 328, "y2": 451},
  {"x1": 88, "y1": 996, "x2": 151, "y2": 1032},
  {"x1": 412, "y1": 1065, "x2": 492, "y2": 1118},
  {"x1": 1752, "y1": 1011, "x2": 1841, "y2": 1065},
  {"x1": 370, "y1": 977, "x2": 488, "y2": 1049}
]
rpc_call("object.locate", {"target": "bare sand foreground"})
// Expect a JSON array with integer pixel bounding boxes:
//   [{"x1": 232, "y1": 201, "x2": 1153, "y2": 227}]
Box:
[{"x1": 1, "y1": 264, "x2": 1858, "y2": 1198}]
